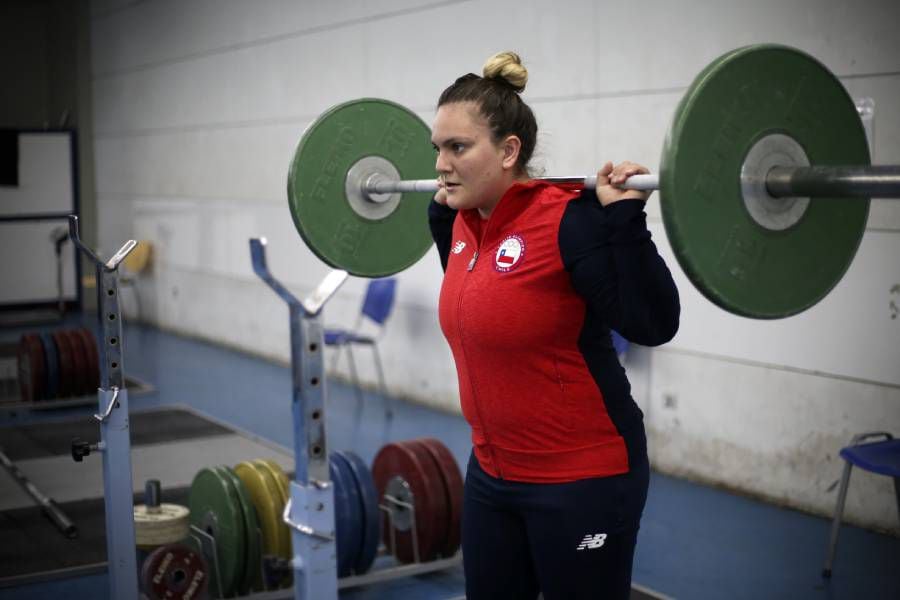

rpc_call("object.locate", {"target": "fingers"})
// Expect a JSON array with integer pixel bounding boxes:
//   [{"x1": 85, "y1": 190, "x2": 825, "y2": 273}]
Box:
[
  {"x1": 608, "y1": 161, "x2": 649, "y2": 186},
  {"x1": 596, "y1": 161, "x2": 613, "y2": 185},
  {"x1": 596, "y1": 160, "x2": 650, "y2": 206},
  {"x1": 434, "y1": 177, "x2": 448, "y2": 205}
]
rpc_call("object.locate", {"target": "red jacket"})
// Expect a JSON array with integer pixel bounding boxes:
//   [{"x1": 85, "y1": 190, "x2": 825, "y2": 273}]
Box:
[{"x1": 432, "y1": 180, "x2": 679, "y2": 483}]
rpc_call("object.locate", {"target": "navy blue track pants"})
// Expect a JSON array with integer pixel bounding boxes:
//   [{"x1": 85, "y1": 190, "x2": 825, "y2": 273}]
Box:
[{"x1": 461, "y1": 444, "x2": 650, "y2": 600}]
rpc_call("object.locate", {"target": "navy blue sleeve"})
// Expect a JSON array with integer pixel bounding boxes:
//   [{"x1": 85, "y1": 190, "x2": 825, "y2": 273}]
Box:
[
  {"x1": 428, "y1": 199, "x2": 458, "y2": 272},
  {"x1": 558, "y1": 190, "x2": 680, "y2": 346}
]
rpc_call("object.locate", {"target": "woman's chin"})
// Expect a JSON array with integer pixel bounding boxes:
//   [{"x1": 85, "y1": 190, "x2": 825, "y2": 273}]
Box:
[{"x1": 446, "y1": 194, "x2": 466, "y2": 210}]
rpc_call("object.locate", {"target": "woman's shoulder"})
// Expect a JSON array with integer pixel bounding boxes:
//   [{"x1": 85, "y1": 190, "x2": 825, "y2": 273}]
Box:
[{"x1": 535, "y1": 181, "x2": 584, "y2": 206}]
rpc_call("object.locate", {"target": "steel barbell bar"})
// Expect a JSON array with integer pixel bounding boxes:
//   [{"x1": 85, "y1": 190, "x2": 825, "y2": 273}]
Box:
[{"x1": 363, "y1": 166, "x2": 900, "y2": 202}]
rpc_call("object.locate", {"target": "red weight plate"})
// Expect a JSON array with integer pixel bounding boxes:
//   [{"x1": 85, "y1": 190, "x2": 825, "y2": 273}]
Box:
[
  {"x1": 418, "y1": 438, "x2": 464, "y2": 558},
  {"x1": 140, "y1": 542, "x2": 209, "y2": 600},
  {"x1": 52, "y1": 331, "x2": 75, "y2": 398},
  {"x1": 64, "y1": 330, "x2": 88, "y2": 398},
  {"x1": 17, "y1": 334, "x2": 45, "y2": 402},
  {"x1": 75, "y1": 328, "x2": 100, "y2": 394},
  {"x1": 402, "y1": 440, "x2": 449, "y2": 561},
  {"x1": 372, "y1": 441, "x2": 446, "y2": 563}
]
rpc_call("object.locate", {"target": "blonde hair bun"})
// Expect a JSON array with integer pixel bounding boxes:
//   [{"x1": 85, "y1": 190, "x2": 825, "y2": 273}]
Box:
[{"x1": 482, "y1": 51, "x2": 528, "y2": 92}]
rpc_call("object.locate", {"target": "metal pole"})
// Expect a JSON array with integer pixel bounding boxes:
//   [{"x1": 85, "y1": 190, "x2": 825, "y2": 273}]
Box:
[
  {"x1": 364, "y1": 173, "x2": 658, "y2": 196},
  {"x1": 766, "y1": 165, "x2": 900, "y2": 198},
  {"x1": 365, "y1": 165, "x2": 900, "y2": 199}
]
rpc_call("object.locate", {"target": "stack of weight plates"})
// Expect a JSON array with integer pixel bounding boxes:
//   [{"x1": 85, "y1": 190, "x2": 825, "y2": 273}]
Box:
[
  {"x1": 16, "y1": 327, "x2": 99, "y2": 402},
  {"x1": 330, "y1": 450, "x2": 380, "y2": 577},
  {"x1": 188, "y1": 466, "x2": 263, "y2": 597},
  {"x1": 189, "y1": 451, "x2": 383, "y2": 593},
  {"x1": 372, "y1": 438, "x2": 463, "y2": 563},
  {"x1": 134, "y1": 502, "x2": 191, "y2": 549},
  {"x1": 233, "y1": 459, "x2": 293, "y2": 588}
]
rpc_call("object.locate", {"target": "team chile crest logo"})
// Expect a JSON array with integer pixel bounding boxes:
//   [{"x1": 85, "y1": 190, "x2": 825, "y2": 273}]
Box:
[{"x1": 494, "y1": 234, "x2": 525, "y2": 272}]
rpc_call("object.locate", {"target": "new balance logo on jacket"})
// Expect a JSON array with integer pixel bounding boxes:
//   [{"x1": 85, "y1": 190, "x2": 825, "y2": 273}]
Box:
[{"x1": 576, "y1": 533, "x2": 607, "y2": 550}]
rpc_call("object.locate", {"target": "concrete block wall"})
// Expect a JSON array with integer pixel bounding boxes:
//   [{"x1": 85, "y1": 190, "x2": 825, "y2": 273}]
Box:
[{"x1": 89, "y1": 0, "x2": 900, "y2": 532}]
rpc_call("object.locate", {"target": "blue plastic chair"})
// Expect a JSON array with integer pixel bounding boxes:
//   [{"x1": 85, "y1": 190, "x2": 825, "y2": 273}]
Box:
[
  {"x1": 822, "y1": 432, "x2": 900, "y2": 577},
  {"x1": 325, "y1": 278, "x2": 397, "y2": 414}
]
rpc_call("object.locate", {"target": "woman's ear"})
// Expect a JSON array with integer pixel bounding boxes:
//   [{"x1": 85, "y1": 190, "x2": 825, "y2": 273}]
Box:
[{"x1": 501, "y1": 135, "x2": 522, "y2": 170}]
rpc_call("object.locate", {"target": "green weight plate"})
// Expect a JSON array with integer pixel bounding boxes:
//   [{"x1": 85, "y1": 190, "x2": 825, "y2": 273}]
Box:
[
  {"x1": 217, "y1": 465, "x2": 263, "y2": 595},
  {"x1": 660, "y1": 44, "x2": 870, "y2": 318},
  {"x1": 188, "y1": 467, "x2": 245, "y2": 598},
  {"x1": 288, "y1": 98, "x2": 435, "y2": 277}
]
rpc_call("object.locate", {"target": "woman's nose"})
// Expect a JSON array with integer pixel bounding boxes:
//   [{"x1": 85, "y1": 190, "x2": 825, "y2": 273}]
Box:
[{"x1": 435, "y1": 150, "x2": 450, "y2": 173}]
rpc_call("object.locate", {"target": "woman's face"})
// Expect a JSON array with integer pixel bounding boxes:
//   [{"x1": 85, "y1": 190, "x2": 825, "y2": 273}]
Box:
[{"x1": 431, "y1": 101, "x2": 521, "y2": 218}]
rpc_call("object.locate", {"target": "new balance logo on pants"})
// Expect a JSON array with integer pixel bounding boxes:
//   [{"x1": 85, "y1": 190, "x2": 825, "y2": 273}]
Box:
[{"x1": 576, "y1": 533, "x2": 607, "y2": 550}]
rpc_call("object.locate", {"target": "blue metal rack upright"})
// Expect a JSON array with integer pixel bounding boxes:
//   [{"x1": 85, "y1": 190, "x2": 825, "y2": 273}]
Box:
[
  {"x1": 68, "y1": 215, "x2": 140, "y2": 600},
  {"x1": 250, "y1": 237, "x2": 348, "y2": 600}
]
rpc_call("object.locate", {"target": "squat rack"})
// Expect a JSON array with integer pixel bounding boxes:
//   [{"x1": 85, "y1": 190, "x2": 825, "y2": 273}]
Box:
[
  {"x1": 250, "y1": 237, "x2": 461, "y2": 600},
  {"x1": 59, "y1": 220, "x2": 458, "y2": 599}
]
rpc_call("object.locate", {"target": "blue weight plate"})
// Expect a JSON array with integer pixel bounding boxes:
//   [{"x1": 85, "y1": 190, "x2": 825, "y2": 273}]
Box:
[
  {"x1": 329, "y1": 454, "x2": 356, "y2": 577},
  {"x1": 332, "y1": 452, "x2": 364, "y2": 576},
  {"x1": 39, "y1": 333, "x2": 59, "y2": 400},
  {"x1": 338, "y1": 450, "x2": 380, "y2": 574}
]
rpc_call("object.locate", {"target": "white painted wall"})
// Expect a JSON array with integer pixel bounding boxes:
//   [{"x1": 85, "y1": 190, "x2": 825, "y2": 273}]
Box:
[
  {"x1": 0, "y1": 133, "x2": 79, "y2": 304},
  {"x1": 90, "y1": 0, "x2": 900, "y2": 532}
]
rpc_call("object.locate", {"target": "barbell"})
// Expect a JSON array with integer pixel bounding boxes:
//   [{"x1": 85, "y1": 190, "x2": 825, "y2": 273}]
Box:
[{"x1": 286, "y1": 44, "x2": 900, "y2": 319}]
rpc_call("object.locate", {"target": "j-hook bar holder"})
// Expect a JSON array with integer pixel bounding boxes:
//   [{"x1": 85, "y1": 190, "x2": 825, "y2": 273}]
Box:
[
  {"x1": 250, "y1": 237, "x2": 348, "y2": 600},
  {"x1": 68, "y1": 215, "x2": 140, "y2": 600}
]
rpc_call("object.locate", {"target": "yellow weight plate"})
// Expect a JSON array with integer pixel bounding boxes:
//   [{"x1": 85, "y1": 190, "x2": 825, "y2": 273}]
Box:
[
  {"x1": 234, "y1": 462, "x2": 282, "y2": 559},
  {"x1": 255, "y1": 459, "x2": 291, "y2": 559}
]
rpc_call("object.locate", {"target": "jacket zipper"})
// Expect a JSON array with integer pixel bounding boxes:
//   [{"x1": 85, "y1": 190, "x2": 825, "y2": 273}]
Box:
[{"x1": 457, "y1": 218, "x2": 503, "y2": 478}]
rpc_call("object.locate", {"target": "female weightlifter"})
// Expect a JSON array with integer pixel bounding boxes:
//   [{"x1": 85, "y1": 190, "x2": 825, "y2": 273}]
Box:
[{"x1": 427, "y1": 51, "x2": 680, "y2": 600}]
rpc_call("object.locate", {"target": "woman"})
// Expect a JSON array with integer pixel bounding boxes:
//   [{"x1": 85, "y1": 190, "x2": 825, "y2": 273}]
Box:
[{"x1": 428, "y1": 51, "x2": 680, "y2": 600}]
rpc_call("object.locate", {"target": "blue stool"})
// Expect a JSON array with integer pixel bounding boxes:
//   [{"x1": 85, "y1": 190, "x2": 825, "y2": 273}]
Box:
[{"x1": 822, "y1": 432, "x2": 900, "y2": 577}]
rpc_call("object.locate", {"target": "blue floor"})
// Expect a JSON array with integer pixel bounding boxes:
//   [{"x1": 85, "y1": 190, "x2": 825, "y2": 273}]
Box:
[{"x1": 2, "y1": 320, "x2": 898, "y2": 599}]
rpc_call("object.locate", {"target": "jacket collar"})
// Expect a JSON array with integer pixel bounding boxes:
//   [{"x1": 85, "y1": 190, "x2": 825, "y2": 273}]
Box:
[{"x1": 459, "y1": 179, "x2": 550, "y2": 245}]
